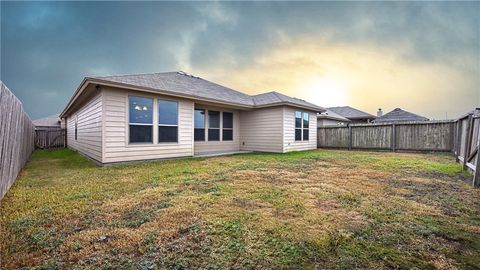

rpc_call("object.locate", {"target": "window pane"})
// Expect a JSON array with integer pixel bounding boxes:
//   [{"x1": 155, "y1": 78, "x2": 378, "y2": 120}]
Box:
[
  {"x1": 303, "y1": 112, "x2": 309, "y2": 128},
  {"x1": 130, "y1": 125, "x2": 152, "y2": 143},
  {"x1": 295, "y1": 111, "x2": 302, "y2": 128},
  {"x1": 303, "y1": 129, "x2": 309, "y2": 141},
  {"x1": 223, "y1": 112, "x2": 233, "y2": 129},
  {"x1": 194, "y1": 109, "x2": 205, "y2": 128},
  {"x1": 208, "y1": 129, "x2": 220, "y2": 141},
  {"x1": 194, "y1": 128, "x2": 205, "y2": 141},
  {"x1": 129, "y1": 96, "x2": 153, "y2": 124},
  {"x1": 223, "y1": 129, "x2": 233, "y2": 141},
  {"x1": 208, "y1": 111, "x2": 220, "y2": 128},
  {"x1": 159, "y1": 126, "x2": 177, "y2": 143},
  {"x1": 158, "y1": 100, "x2": 178, "y2": 125},
  {"x1": 295, "y1": 129, "x2": 302, "y2": 141}
]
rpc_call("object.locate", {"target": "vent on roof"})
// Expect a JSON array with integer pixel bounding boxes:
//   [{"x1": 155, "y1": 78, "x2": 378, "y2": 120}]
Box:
[{"x1": 177, "y1": 71, "x2": 200, "y2": 79}]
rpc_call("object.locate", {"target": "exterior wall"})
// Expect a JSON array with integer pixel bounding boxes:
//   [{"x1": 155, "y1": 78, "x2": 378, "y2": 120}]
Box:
[
  {"x1": 102, "y1": 87, "x2": 194, "y2": 163},
  {"x1": 317, "y1": 118, "x2": 348, "y2": 127},
  {"x1": 283, "y1": 106, "x2": 317, "y2": 152},
  {"x1": 66, "y1": 91, "x2": 103, "y2": 162},
  {"x1": 193, "y1": 105, "x2": 240, "y2": 154},
  {"x1": 350, "y1": 119, "x2": 373, "y2": 124},
  {"x1": 239, "y1": 107, "x2": 284, "y2": 153}
]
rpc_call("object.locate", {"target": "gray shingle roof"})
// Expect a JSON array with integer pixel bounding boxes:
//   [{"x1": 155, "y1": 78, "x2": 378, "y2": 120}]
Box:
[
  {"x1": 252, "y1": 91, "x2": 323, "y2": 110},
  {"x1": 92, "y1": 71, "x2": 324, "y2": 111},
  {"x1": 327, "y1": 106, "x2": 376, "y2": 120},
  {"x1": 96, "y1": 71, "x2": 254, "y2": 106},
  {"x1": 374, "y1": 108, "x2": 429, "y2": 123},
  {"x1": 33, "y1": 114, "x2": 61, "y2": 127},
  {"x1": 317, "y1": 109, "x2": 350, "y2": 122}
]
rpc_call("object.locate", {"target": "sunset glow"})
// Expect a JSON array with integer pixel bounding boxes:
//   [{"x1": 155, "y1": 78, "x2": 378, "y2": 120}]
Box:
[{"x1": 1, "y1": 1, "x2": 478, "y2": 119}]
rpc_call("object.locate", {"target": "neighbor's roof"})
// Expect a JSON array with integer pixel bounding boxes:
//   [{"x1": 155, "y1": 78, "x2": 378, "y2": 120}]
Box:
[
  {"x1": 374, "y1": 108, "x2": 429, "y2": 123},
  {"x1": 33, "y1": 114, "x2": 61, "y2": 127},
  {"x1": 317, "y1": 109, "x2": 351, "y2": 122},
  {"x1": 61, "y1": 71, "x2": 325, "y2": 117},
  {"x1": 327, "y1": 106, "x2": 376, "y2": 120}
]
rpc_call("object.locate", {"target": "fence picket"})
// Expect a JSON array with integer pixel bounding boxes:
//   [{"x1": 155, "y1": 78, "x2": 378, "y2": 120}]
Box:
[{"x1": 0, "y1": 82, "x2": 35, "y2": 199}]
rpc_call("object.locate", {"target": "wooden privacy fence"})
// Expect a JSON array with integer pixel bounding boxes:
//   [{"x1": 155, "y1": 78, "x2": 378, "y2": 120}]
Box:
[
  {"x1": 318, "y1": 121, "x2": 454, "y2": 152},
  {"x1": 453, "y1": 110, "x2": 480, "y2": 187},
  {"x1": 35, "y1": 128, "x2": 66, "y2": 149},
  {"x1": 0, "y1": 81, "x2": 35, "y2": 199}
]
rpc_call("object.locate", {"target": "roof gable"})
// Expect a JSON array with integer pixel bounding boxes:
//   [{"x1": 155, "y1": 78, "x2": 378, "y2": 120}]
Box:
[
  {"x1": 374, "y1": 108, "x2": 429, "y2": 123},
  {"x1": 96, "y1": 71, "x2": 254, "y2": 106},
  {"x1": 61, "y1": 71, "x2": 325, "y2": 117},
  {"x1": 327, "y1": 106, "x2": 375, "y2": 119},
  {"x1": 33, "y1": 114, "x2": 61, "y2": 127},
  {"x1": 317, "y1": 109, "x2": 350, "y2": 121}
]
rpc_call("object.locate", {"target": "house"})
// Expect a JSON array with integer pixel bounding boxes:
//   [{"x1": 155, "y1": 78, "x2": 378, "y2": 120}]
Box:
[
  {"x1": 373, "y1": 108, "x2": 429, "y2": 123},
  {"x1": 327, "y1": 106, "x2": 376, "y2": 124},
  {"x1": 317, "y1": 109, "x2": 350, "y2": 127},
  {"x1": 59, "y1": 71, "x2": 325, "y2": 164},
  {"x1": 33, "y1": 114, "x2": 61, "y2": 130}
]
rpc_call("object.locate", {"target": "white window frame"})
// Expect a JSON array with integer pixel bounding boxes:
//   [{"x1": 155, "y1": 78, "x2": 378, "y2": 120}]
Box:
[
  {"x1": 128, "y1": 95, "x2": 154, "y2": 144},
  {"x1": 222, "y1": 111, "x2": 233, "y2": 141},
  {"x1": 158, "y1": 99, "x2": 179, "y2": 144},
  {"x1": 295, "y1": 111, "x2": 309, "y2": 141},
  {"x1": 207, "y1": 110, "x2": 221, "y2": 141}
]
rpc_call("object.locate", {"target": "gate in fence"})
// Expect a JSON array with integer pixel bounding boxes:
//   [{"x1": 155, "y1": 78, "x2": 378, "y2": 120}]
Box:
[{"x1": 35, "y1": 128, "x2": 66, "y2": 149}]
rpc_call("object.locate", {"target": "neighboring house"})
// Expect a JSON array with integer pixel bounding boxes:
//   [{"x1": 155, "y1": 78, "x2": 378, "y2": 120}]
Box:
[
  {"x1": 373, "y1": 108, "x2": 429, "y2": 123},
  {"x1": 317, "y1": 109, "x2": 350, "y2": 127},
  {"x1": 33, "y1": 114, "x2": 61, "y2": 130},
  {"x1": 59, "y1": 71, "x2": 325, "y2": 164},
  {"x1": 327, "y1": 106, "x2": 376, "y2": 124}
]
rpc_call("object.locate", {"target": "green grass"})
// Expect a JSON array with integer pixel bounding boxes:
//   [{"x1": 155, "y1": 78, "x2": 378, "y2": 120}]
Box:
[{"x1": 1, "y1": 148, "x2": 479, "y2": 269}]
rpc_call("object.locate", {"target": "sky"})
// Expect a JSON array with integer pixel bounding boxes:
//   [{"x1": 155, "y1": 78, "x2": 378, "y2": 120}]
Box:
[{"x1": 1, "y1": 1, "x2": 479, "y2": 120}]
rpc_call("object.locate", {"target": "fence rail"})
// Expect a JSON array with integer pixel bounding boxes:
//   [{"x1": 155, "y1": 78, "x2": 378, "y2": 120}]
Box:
[
  {"x1": 318, "y1": 121, "x2": 454, "y2": 152},
  {"x1": 35, "y1": 128, "x2": 66, "y2": 149},
  {"x1": 318, "y1": 114, "x2": 480, "y2": 187},
  {"x1": 0, "y1": 81, "x2": 35, "y2": 199},
  {"x1": 453, "y1": 112, "x2": 480, "y2": 187}
]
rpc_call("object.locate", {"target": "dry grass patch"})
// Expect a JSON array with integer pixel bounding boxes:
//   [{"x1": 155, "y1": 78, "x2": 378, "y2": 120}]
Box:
[{"x1": 1, "y1": 149, "x2": 479, "y2": 269}]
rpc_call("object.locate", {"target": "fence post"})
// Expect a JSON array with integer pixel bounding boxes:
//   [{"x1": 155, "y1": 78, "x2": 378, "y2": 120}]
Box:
[
  {"x1": 391, "y1": 124, "x2": 396, "y2": 152},
  {"x1": 348, "y1": 125, "x2": 352, "y2": 150},
  {"x1": 463, "y1": 114, "x2": 473, "y2": 170},
  {"x1": 473, "y1": 127, "x2": 480, "y2": 187},
  {"x1": 455, "y1": 120, "x2": 462, "y2": 162}
]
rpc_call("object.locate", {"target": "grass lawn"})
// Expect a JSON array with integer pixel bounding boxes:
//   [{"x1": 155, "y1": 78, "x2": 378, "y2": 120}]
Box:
[{"x1": 1, "y1": 149, "x2": 480, "y2": 269}]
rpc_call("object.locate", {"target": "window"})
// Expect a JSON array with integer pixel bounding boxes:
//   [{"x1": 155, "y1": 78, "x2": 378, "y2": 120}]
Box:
[
  {"x1": 158, "y1": 100, "x2": 178, "y2": 143},
  {"x1": 295, "y1": 111, "x2": 302, "y2": 141},
  {"x1": 194, "y1": 109, "x2": 206, "y2": 141},
  {"x1": 222, "y1": 112, "x2": 233, "y2": 141},
  {"x1": 303, "y1": 112, "x2": 309, "y2": 141},
  {"x1": 295, "y1": 111, "x2": 309, "y2": 141},
  {"x1": 129, "y1": 96, "x2": 153, "y2": 143},
  {"x1": 74, "y1": 119, "x2": 78, "y2": 140},
  {"x1": 208, "y1": 110, "x2": 220, "y2": 141}
]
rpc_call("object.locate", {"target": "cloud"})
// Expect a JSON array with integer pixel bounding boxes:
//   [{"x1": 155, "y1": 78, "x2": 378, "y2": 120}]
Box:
[
  {"x1": 1, "y1": 1, "x2": 478, "y2": 119},
  {"x1": 190, "y1": 36, "x2": 479, "y2": 119}
]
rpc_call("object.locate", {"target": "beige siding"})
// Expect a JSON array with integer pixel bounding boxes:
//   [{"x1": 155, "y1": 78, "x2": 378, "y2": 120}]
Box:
[
  {"x1": 194, "y1": 106, "x2": 240, "y2": 154},
  {"x1": 317, "y1": 118, "x2": 348, "y2": 127},
  {"x1": 239, "y1": 107, "x2": 283, "y2": 153},
  {"x1": 283, "y1": 107, "x2": 317, "y2": 152},
  {"x1": 66, "y1": 92, "x2": 103, "y2": 162},
  {"x1": 102, "y1": 87, "x2": 194, "y2": 163}
]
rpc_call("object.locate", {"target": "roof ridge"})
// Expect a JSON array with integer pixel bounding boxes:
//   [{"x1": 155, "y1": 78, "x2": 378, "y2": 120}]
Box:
[
  {"x1": 95, "y1": 71, "x2": 177, "y2": 79},
  {"x1": 271, "y1": 91, "x2": 284, "y2": 101}
]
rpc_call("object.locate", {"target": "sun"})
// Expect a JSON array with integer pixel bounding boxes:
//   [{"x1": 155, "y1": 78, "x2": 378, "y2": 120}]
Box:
[{"x1": 300, "y1": 76, "x2": 348, "y2": 107}]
